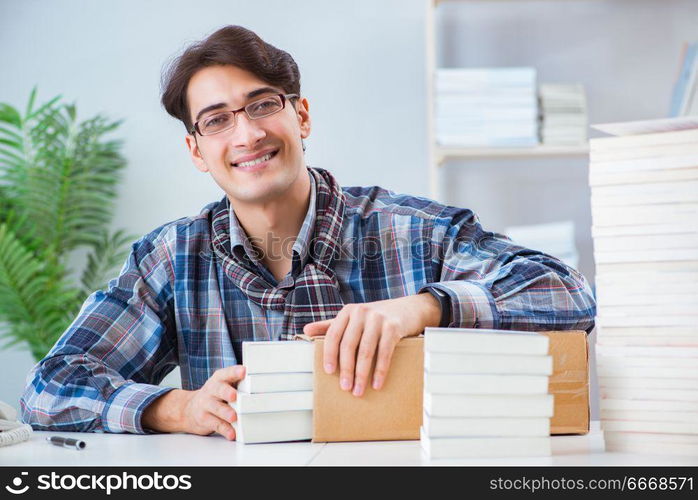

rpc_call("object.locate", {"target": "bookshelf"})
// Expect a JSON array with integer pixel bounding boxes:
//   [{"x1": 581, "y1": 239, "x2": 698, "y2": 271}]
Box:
[{"x1": 426, "y1": 0, "x2": 591, "y2": 200}]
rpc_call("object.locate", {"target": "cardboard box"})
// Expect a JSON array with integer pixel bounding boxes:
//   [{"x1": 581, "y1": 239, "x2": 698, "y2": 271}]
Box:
[
  {"x1": 542, "y1": 330, "x2": 590, "y2": 435},
  {"x1": 305, "y1": 330, "x2": 589, "y2": 442},
  {"x1": 309, "y1": 336, "x2": 423, "y2": 442}
]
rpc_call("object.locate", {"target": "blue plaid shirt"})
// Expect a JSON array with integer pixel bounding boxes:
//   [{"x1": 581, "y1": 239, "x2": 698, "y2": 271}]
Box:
[{"x1": 21, "y1": 172, "x2": 596, "y2": 433}]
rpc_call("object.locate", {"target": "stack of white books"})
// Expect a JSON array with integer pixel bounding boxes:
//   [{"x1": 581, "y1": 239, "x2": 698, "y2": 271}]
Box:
[
  {"x1": 421, "y1": 328, "x2": 554, "y2": 459},
  {"x1": 590, "y1": 116, "x2": 698, "y2": 457},
  {"x1": 539, "y1": 84, "x2": 588, "y2": 145},
  {"x1": 505, "y1": 220, "x2": 579, "y2": 269},
  {"x1": 232, "y1": 340, "x2": 314, "y2": 444},
  {"x1": 435, "y1": 68, "x2": 538, "y2": 148}
]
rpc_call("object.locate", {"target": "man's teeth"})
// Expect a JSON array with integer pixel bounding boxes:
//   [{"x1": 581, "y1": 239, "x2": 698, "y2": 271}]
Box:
[{"x1": 236, "y1": 152, "x2": 273, "y2": 168}]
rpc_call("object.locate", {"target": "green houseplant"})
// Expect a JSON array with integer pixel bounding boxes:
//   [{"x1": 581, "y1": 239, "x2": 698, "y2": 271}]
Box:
[{"x1": 0, "y1": 89, "x2": 134, "y2": 361}]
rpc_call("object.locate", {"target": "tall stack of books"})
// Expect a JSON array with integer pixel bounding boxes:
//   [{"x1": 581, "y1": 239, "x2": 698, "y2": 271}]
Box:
[
  {"x1": 232, "y1": 340, "x2": 314, "y2": 444},
  {"x1": 539, "y1": 84, "x2": 588, "y2": 145},
  {"x1": 590, "y1": 116, "x2": 698, "y2": 457},
  {"x1": 435, "y1": 68, "x2": 538, "y2": 148},
  {"x1": 421, "y1": 328, "x2": 554, "y2": 459}
]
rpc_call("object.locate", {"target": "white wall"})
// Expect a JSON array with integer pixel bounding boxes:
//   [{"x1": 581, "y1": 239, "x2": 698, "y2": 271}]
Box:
[{"x1": 0, "y1": 0, "x2": 696, "y2": 419}]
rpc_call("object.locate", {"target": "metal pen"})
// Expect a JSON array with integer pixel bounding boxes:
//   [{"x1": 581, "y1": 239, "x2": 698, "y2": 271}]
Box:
[{"x1": 46, "y1": 436, "x2": 87, "y2": 450}]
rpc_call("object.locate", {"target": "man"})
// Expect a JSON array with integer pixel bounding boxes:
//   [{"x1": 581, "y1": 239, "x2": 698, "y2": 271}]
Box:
[{"x1": 21, "y1": 26, "x2": 595, "y2": 441}]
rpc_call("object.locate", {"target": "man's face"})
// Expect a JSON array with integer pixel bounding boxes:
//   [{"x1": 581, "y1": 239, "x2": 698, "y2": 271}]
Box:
[{"x1": 185, "y1": 65, "x2": 311, "y2": 205}]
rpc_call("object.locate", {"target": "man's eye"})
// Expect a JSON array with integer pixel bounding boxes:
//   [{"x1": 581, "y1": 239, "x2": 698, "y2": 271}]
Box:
[
  {"x1": 205, "y1": 115, "x2": 228, "y2": 127},
  {"x1": 250, "y1": 99, "x2": 280, "y2": 114}
]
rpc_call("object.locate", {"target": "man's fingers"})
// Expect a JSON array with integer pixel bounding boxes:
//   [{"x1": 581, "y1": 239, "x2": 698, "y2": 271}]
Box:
[
  {"x1": 372, "y1": 324, "x2": 400, "y2": 390},
  {"x1": 205, "y1": 398, "x2": 237, "y2": 424},
  {"x1": 212, "y1": 365, "x2": 246, "y2": 384},
  {"x1": 303, "y1": 319, "x2": 332, "y2": 337},
  {"x1": 323, "y1": 310, "x2": 350, "y2": 374},
  {"x1": 202, "y1": 413, "x2": 236, "y2": 441},
  {"x1": 352, "y1": 315, "x2": 381, "y2": 397},
  {"x1": 338, "y1": 310, "x2": 364, "y2": 392},
  {"x1": 214, "y1": 382, "x2": 237, "y2": 403}
]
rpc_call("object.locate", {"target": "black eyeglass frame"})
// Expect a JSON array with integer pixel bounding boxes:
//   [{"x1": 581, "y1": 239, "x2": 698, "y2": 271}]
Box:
[{"x1": 190, "y1": 93, "x2": 299, "y2": 136}]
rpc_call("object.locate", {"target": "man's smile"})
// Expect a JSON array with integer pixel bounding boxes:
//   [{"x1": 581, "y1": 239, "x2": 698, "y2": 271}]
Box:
[{"x1": 231, "y1": 148, "x2": 279, "y2": 168}]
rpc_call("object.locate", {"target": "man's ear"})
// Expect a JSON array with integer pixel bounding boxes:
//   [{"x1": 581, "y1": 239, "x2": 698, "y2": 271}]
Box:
[
  {"x1": 185, "y1": 134, "x2": 209, "y2": 173},
  {"x1": 297, "y1": 97, "x2": 311, "y2": 139}
]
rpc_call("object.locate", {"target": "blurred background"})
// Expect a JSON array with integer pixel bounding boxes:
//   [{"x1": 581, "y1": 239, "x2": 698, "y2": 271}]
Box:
[{"x1": 1, "y1": 0, "x2": 696, "y2": 418}]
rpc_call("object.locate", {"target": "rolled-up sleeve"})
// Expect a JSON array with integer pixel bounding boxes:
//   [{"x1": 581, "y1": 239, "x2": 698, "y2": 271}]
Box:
[
  {"x1": 20, "y1": 234, "x2": 179, "y2": 434},
  {"x1": 419, "y1": 208, "x2": 596, "y2": 333}
]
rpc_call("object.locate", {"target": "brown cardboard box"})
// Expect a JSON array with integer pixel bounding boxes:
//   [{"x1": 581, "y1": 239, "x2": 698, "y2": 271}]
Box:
[
  {"x1": 309, "y1": 336, "x2": 423, "y2": 442},
  {"x1": 305, "y1": 330, "x2": 589, "y2": 442},
  {"x1": 542, "y1": 330, "x2": 590, "y2": 435}
]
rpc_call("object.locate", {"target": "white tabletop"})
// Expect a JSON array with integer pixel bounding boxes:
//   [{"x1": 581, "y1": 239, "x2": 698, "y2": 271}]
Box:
[{"x1": 2, "y1": 422, "x2": 697, "y2": 466}]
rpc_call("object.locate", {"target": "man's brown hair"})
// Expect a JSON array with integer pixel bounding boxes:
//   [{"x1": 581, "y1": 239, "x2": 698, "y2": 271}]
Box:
[{"x1": 161, "y1": 25, "x2": 301, "y2": 133}]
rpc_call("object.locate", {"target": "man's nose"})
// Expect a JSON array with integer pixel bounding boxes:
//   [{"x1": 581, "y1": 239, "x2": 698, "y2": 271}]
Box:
[{"x1": 230, "y1": 113, "x2": 266, "y2": 149}]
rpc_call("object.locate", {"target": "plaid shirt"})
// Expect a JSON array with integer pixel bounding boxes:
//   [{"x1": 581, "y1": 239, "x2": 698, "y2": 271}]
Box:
[{"x1": 21, "y1": 173, "x2": 596, "y2": 433}]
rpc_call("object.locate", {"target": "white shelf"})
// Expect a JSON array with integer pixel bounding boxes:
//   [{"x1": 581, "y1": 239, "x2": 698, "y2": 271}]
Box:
[{"x1": 437, "y1": 144, "x2": 589, "y2": 162}]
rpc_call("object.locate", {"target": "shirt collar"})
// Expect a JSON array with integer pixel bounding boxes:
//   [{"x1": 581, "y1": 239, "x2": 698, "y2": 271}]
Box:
[{"x1": 229, "y1": 169, "x2": 317, "y2": 273}]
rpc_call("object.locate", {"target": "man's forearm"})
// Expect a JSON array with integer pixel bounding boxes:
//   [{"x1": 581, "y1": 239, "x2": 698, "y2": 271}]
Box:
[{"x1": 141, "y1": 389, "x2": 193, "y2": 433}]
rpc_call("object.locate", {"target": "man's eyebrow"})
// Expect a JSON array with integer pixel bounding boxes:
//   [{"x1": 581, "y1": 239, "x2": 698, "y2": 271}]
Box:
[
  {"x1": 193, "y1": 87, "x2": 284, "y2": 123},
  {"x1": 195, "y1": 102, "x2": 228, "y2": 123},
  {"x1": 246, "y1": 86, "x2": 283, "y2": 99}
]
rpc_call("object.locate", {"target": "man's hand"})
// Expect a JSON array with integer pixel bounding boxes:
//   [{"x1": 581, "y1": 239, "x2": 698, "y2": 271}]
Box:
[
  {"x1": 142, "y1": 365, "x2": 246, "y2": 440},
  {"x1": 303, "y1": 293, "x2": 441, "y2": 397}
]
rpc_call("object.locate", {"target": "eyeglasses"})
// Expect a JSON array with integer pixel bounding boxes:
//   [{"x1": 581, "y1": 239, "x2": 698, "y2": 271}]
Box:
[{"x1": 191, "y1": 93, "x2": 298, "y2": 136}]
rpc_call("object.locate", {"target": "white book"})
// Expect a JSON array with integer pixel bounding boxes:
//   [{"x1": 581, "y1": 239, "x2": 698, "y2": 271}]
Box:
[
  {"x1": 604, "y1": 432, "x2": 698, "y2": 457},
  {"x1": 424, "y1": 373, "x2": 549, "y2": 395},
  {"x1": 590, "y1": 143, "x2": 698, "y2": 163},
  {"x1": 600, "y1": 398, "x2": 698, "y2": 412},
  {"x1": 599, "y1": 387, "x2": 698, "y2": 402},
  {"x1": 591, "y1": 179, "x2": 698, "y2": 200},
  {"x1": 595, "y1": 336, "x2": 698, "y2": 347},
  {"x1": 592, "y1": 203, "x2": 698, "y2": 226},
  {"x1": 231, "y1": 391, "x2": 313, "y2": 414},
  {"x1": 242, "y1": 340, "x2": 314, "y2": 374},
  {"x1": 590, "y1": 166, "x2": 698, "y2": 187},
  {"x1": 589, "y1": 154, "x2": 698, "y2": 174},
  {"x1": 598, "y1": 376, "x2": 698, "y2": 390},
  {"x1": 595, "y1": 326, "x2": 698, "y2": 338},
  {"x1": 601, "y1": 419, "x2": 698, "y2": 435},
  {"x1": 597, "y1": 304, "x2": 698, "y2": 317},
  {"x1": 596, "y1": 292, "x2": 698, "y2": 307},
  {"x1": 421, "y1": 429, "x2": 551, "y2": 459},
  {"x1": 424, "y1": 351, "x2": 552, "y2": 375},
  {"x1": 424, "y1": 328, "x2": 549, "y2": 355},
  {"x1": 423, "y1": 393, "x2": 554, "y2": 418},
  {"x1": 422, "y1": 413, "x2": 550, "y2": 438},
  {"x1": 593, "y1": 233, "x2": 698, "y2": 252},
  {"x1": 601, "y1": 408, "x2": 698, "y2": 423},
  {"x1": 596, "y1": 275, "x2": 698, "y2": 294},
  {"x1": 592, "y1": 222, "x2": 698, "y2": 237},
  {"x1": 237, "y1": 372, "x2": 313, "y2": 394},
  {"x1": 596, "y1": 314, "x2": 698, "y2": 327},
  {"x1": 597, "y1": 260, "x2": 698, "y2": 274},
  {"x1": 233, "y1": 410, "x2": 312, "y2": 444},
  {"x1": 596, "y1": 344, "x2": 698, "y2": 358},
  {"x1": 591, "y1": 126, "x2": 698, "y2": 148},
  {"x1": 591, "y1": 116, "x2": 698, "y2": 136},
  {"x1": 596, "y1": 354, "x2": 698, "y2": 368}
]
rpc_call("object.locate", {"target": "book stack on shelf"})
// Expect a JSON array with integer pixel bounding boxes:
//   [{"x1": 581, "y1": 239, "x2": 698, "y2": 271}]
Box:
[
  {"x1": 590, "y1": 116, "x2": 698, "y2": 457},
  {"x1": 435, "y1": 68, "x2": 539, "y2": 148},
  {"x1": 232, "y1": 341, "x2": 314, "y2": 444},
  {"x1": 539, "y1": 84, "x2": 588, "y2": 145},
  {"x1": 669, "y1": 41, "x2": 698, "y2": 117},
  {"x1": 421, "y1": 328, "x2": 554, "y2": 460}
]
